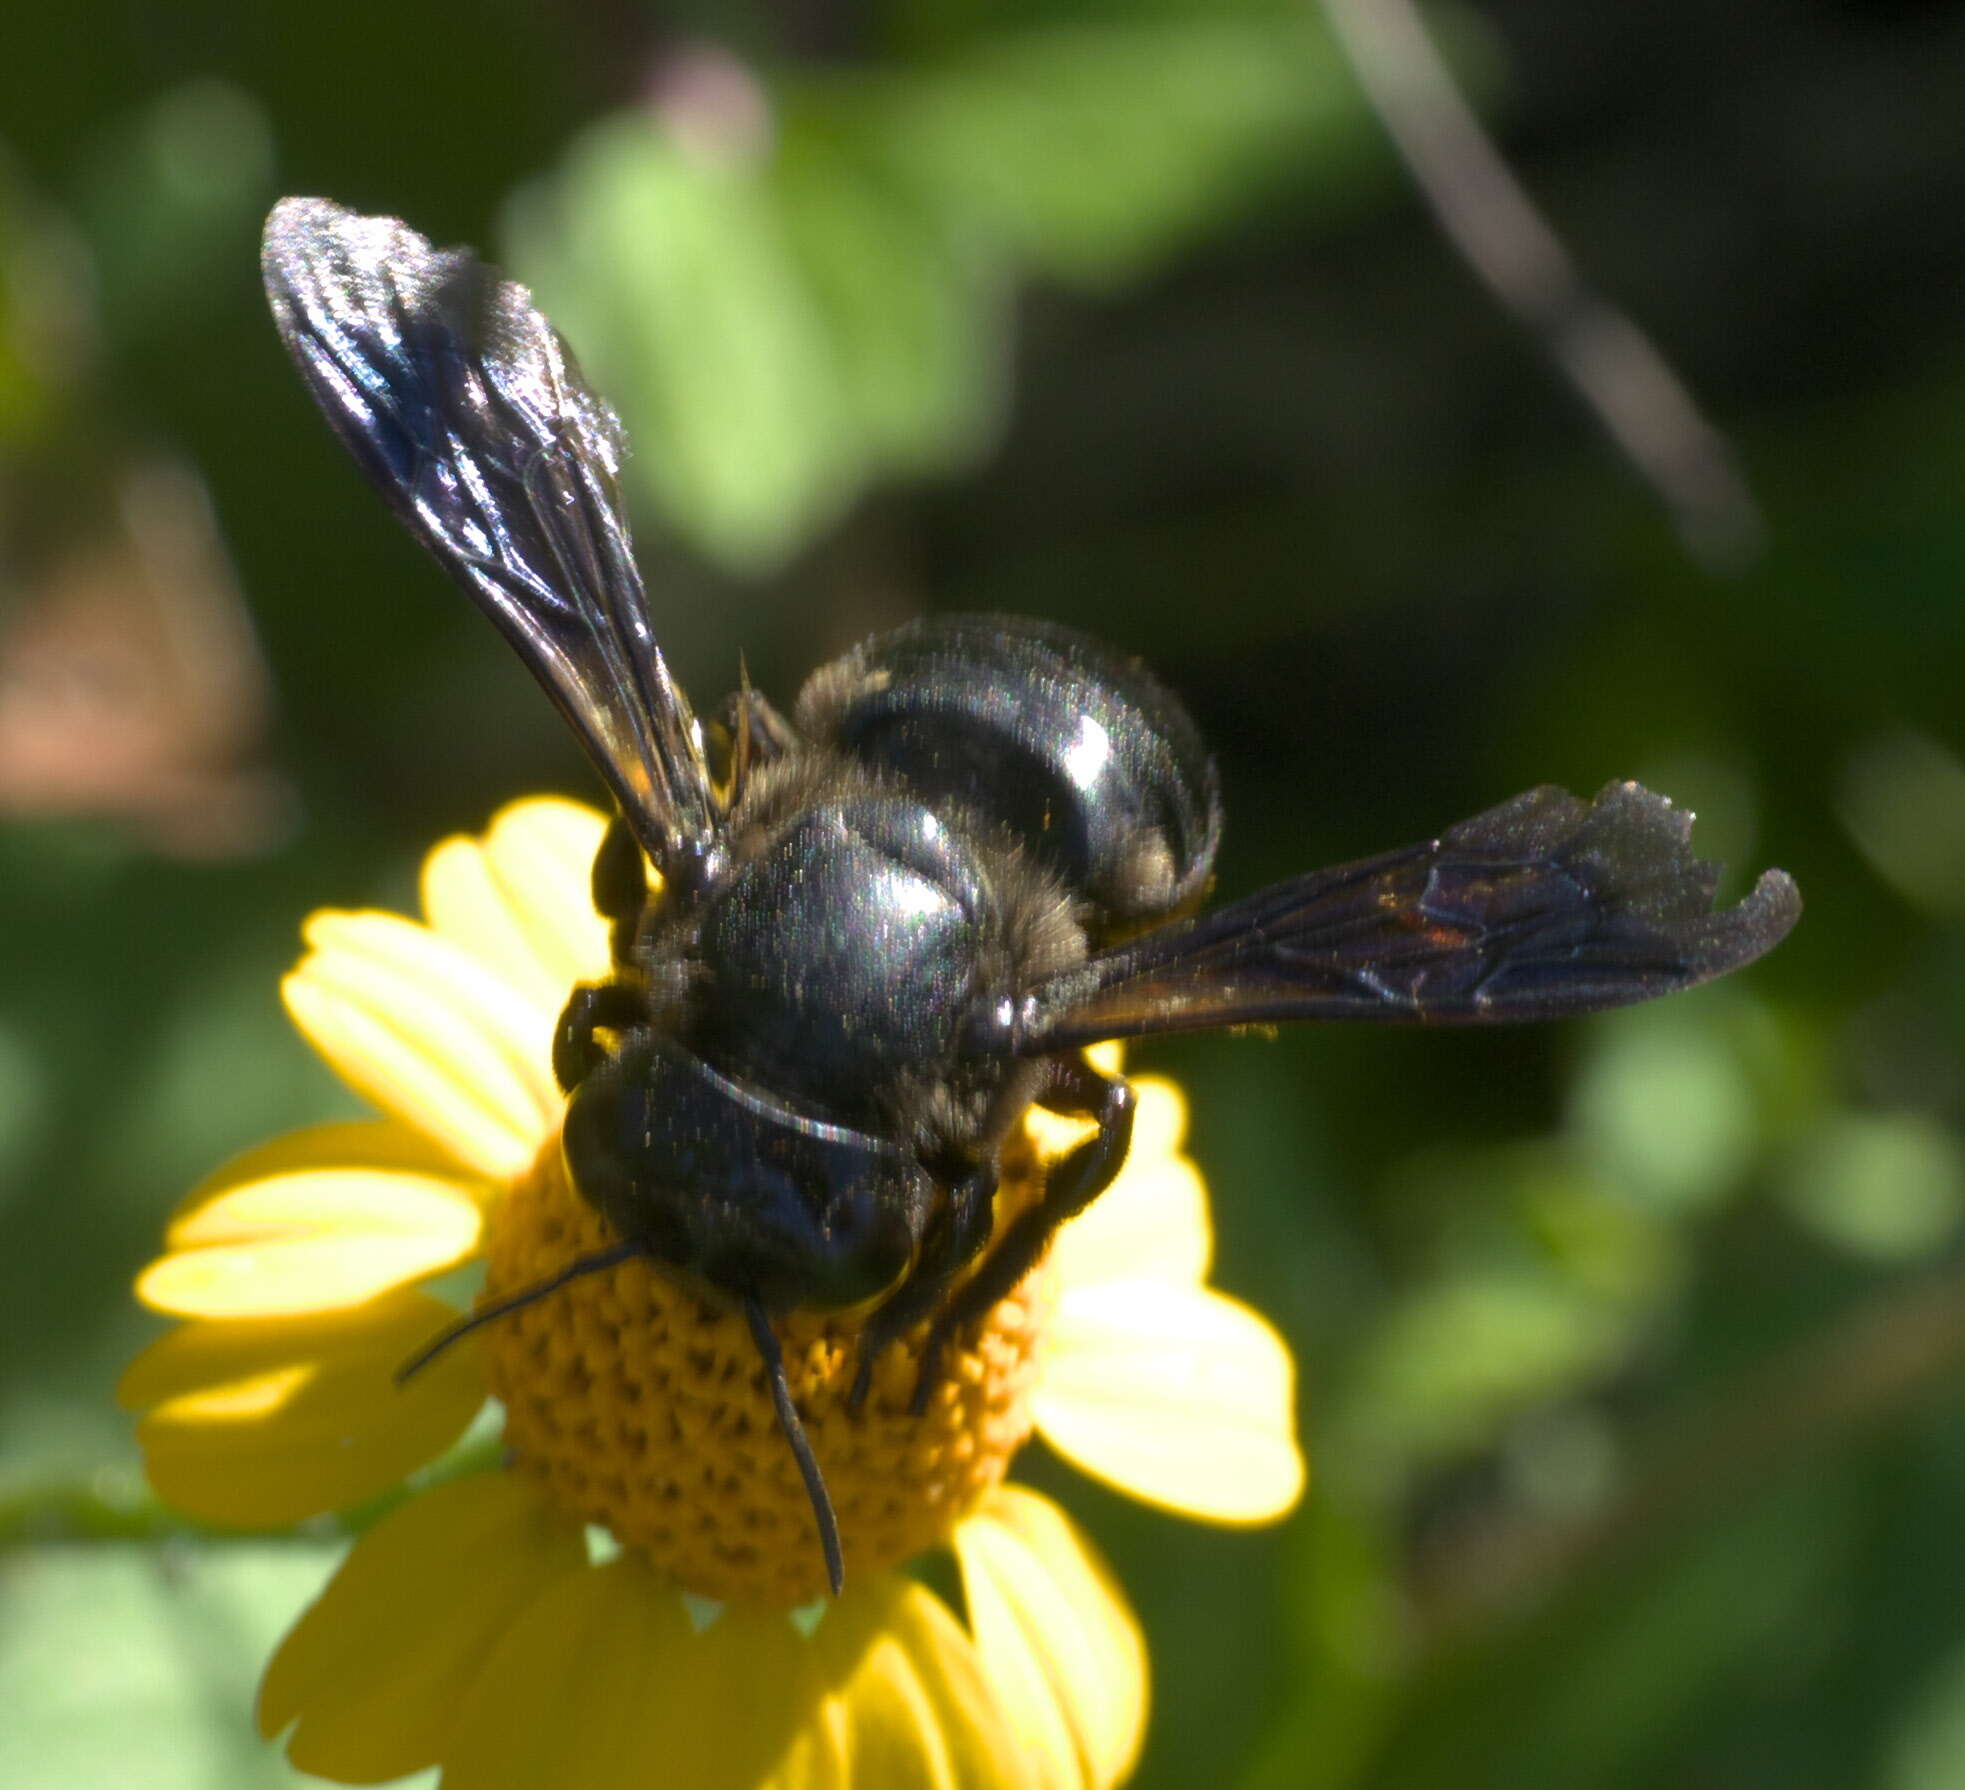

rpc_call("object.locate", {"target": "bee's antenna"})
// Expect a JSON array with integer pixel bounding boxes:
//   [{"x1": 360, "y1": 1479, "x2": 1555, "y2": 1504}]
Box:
[
  {"x1": 394, "y1": 1240, "x2": 646, "y2": 1384},
  {"x1": 744, "y1": 1292, "x2": 844, "y2": 1597}
]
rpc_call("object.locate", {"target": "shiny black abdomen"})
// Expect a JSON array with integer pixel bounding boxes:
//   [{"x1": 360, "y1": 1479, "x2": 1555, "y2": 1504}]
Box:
[{"x1": 798, "y1": 613, "x2": 1222, "y2": 927}]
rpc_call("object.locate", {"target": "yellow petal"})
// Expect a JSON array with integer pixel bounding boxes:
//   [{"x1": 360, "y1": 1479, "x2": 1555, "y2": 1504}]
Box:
[
  {"x1": 1035, "y1": 1280, "x2": 1306, "y2": 1523},
  {"x1": 442, "y1": 1563, "x2": 1025, "y2": 1790},
  {"x1": 421, "y1": 837, "x2": 570, "y2": 1023},
  {"x1": 1048, "y1": 1153, "x2": 1210, "y2": 1295},
  {"x1": 1023, "y1": 1105, "x2": 1097, "y2": 1161},
  {"x1": 844, "y1": 1631, "x2": 971, "y2": 1789},
  {"x1": 259, "y1": 1474, "x2": 584, "y2": 1784},
  {"x1": 440, "y1": 1557, "x2": 710, "y2": 1790},
  {"x1": 421, "y1": 798, "x2": 610, "y2": 1017},
  {"x1": 119, "y1": 1288, "x2": 483, "y2": 1526},
  {"x1": 285, "y1": 911, "x2": 561, "y2": 1179},
  {"x1": 1127, "y1": 1075, "x2": 1186, "y2": 1157},
  {"x1": 840, "y1": 1586, "x2": 1029, "y2": 1790},
  {"x1": 955, "y1": 1487, "x2": 1148, "y2": 1790},
  {"x1": 478, "y1": 797, "x2": 614, "y2": 980},
  {"x1": 140, "y1": 1168, "x2": 482, "y2": 1317},
  {"x1": 167, "y1": 1120, "x2": 489, "y2": 1227},
  {"x1": 1041, "y1": 1077, "x2": 1210, "y2": 1292},
  {"x1": 771, "y1": 1694, "x2": 851, "y2": 1790}
]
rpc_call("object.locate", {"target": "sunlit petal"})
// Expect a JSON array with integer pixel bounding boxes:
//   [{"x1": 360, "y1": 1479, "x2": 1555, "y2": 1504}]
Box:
[
  {"x1": 140, "y1": 1168, "x2": 482, "y2": 1317},
  {"x1": 845, "y1": 1630, "x2": 973, "y2": 1790},
  {"x1": 441, "y1": 1561, "x2": 1026, "y2": 1790},
  {"x1": 830, "y1": 1583, "x2": 1029, "y2": 1790},
  {"x1": 420, "y1": 838, "x2": 568, "y2": 1024},
  {"x1": 259, "y1": 1474, "x2": 585, "y2": 1784},
  {"x1": 1044, "y1": 1079, "x2": 1209, "y2": 1291},
  {"x1": 476, "y1": 797, "x2": 613, "y2": 987},
  {"x1": 956, "y1": 1486, "x2": 1147, "y2": 1790},
  {"x1": 441, "y1": 1558, "x2": 722, "y2": 1790},
  {"x1": 1036, "y1": 1280, "x2": 1305, "y2": 1523},
  {"x1": 118, "y1": 1288, "x2": 482, "y2": 1525},
  {"x1": 420, "y1": 798, "x2": 611, "y2": 1017},
  {"x1": 167, "y1": 1120, "x2": 490, "y2": 1227},
  {"x1": 769, "y1": 1692, "x2": 850, "y2": 1790},
  {"x1": 285, "y1": 911, "x2": 560, "y2": 1178}
]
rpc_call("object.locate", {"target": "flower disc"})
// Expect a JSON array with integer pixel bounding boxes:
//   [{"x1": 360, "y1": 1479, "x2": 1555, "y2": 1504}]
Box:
[{"x1": 480, "y1": 1132, "x2": 1053, "y2": 1606}]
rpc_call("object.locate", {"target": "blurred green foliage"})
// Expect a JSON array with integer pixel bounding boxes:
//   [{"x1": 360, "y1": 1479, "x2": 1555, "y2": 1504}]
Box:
[
  {"x1": 510, "y1": 8, "x2": 1383, "y2": 566},
  {"x1": 5, "y1": 1, "x2": 1965, "y2": 1787}
]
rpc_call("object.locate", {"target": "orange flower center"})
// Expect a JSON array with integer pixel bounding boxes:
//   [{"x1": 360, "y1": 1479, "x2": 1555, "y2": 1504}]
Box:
[{"x1": 477, "y1": 1129, "x2": 1054, "y2": 1606}]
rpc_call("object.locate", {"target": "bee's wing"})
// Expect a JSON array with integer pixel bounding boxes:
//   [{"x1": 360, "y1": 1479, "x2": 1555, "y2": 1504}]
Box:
[
  {"x1": 262, "y1": 197, "x2": 715, "y2": 869},
  {"x1": 1017, "y1": 782, "x2": 1800, "y2": 1052}
]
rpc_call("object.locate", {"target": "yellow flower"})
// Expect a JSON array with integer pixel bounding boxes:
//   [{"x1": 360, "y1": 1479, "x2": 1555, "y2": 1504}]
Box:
[{"x1": 120, "y1": 798, "x2": 1305, "y2": 1788}]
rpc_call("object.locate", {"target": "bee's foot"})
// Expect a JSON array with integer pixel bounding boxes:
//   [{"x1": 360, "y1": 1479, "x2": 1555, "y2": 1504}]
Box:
[
  {"x1": 905, "y1": 1329, "x2": 950, "y2": 1418},
  {"x1": 844, "y1": 1342, "x2": 880, "y2": 1416}
]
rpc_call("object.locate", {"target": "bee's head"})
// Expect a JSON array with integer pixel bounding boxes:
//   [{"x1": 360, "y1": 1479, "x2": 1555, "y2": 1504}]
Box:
[{"x1": 560, "y1": 1031, "x2": 929, "y2": 1313}]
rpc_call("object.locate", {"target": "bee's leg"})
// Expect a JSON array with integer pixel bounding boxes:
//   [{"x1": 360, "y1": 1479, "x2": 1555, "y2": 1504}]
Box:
[
  {"x1": 906, "y1": 1055, "x2": 1136, "y2": 1416},
  {"x1": 844, "y1": 1160, "x2": 997, "y2": 1415},
  {"x1": 553, "y1": 981, "x2": 646, "y2": 1092},
  {"x1": 591, "y1": 815, "x2": 647, "y2": 963}
]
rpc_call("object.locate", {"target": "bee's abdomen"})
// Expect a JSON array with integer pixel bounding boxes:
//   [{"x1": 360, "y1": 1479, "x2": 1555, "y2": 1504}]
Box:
[{"x1": 797, "y1": 612, "x2": 1222, "y2": 927}]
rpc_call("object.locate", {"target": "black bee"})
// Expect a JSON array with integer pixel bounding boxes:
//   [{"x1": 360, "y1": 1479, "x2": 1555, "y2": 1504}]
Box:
[{"x1": 262, "y1": 199, "x2": 1800, "y2": 1595}]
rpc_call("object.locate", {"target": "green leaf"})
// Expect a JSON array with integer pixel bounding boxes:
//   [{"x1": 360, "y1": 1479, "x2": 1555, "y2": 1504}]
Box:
[
  {"x1": 1332, "y1": 1270, "x2": 1635, "y2": 1482},
  {"x1": 1888, "y1": 1643, "x2": 1965, "y2": 1790},
  {"x1": 0, "y1": 155, "x2": 88, "y2": 447},
  {"x1": 1379, "y1": 1476, "x2": 1855, "y2": 1790},
  {"x1": 772, "y1": 119, "x2": 1007, "y2": 479},
  {"x1": 508, "y1": 111, "x2": 1007, "y2": 572},
  {"x1": 1779, "y1": 1110, "x2": 1965, "y2": 1264},
  {"x1": 0, "y1": 1539, "x2": 381, "y2": 1790},
  {"x1": 507, "y1": 121, "x2": 858, "y2": 572},
  {"x1": 864, "y1": 14, "x2": 1378, "y2": 289},
  {"x1": 77, "y1": 80, "x2": 275, "y2": 347},
  {"x1": 505, "y1": 11, "x2": 1396, "y2": 571},
  {"x1": 1568, "y1": 1002, "x2": 1764, "y2": 1216}
]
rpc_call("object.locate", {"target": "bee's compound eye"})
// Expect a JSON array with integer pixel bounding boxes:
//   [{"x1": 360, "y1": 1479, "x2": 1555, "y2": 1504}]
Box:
[
  {"x1": 559, "y1": 1058, "x2": 699, "y2": 1270},
  {"x1": 807, "y1": 1164, "x2": 927, "y2": 1308}
]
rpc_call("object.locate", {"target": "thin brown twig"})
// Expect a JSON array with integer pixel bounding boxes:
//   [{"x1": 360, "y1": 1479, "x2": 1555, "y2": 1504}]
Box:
[{"x1": 1320, "y1": 0, "x2": 1763, "y2": 568}]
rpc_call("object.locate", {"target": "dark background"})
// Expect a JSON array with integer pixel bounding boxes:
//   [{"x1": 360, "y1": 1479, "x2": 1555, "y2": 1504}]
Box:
[{"x1": 4, "y1": 2, "x2": 1965, "y2": 1785}]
